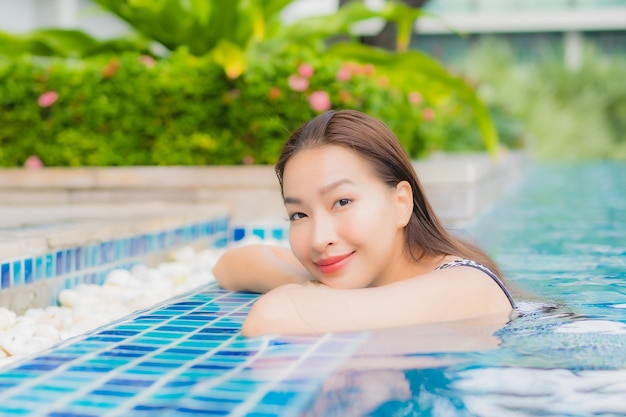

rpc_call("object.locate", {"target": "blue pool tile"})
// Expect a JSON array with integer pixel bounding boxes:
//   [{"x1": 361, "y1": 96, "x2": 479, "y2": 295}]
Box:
[
  {"x1": 65, "y1": 249, "x2": 73, "y2": 273},
  {"x1": 136, "y1": 361, "x2": 180, "y2": 369},
  {"x1": 85, "y1": 336, "x2": 126, "y2": 343},
  {"x1": 15, "y1": 363, "x2": 61, "y2": 372},
  {"x1": 100, "y1": 350, "x2": 145, "y2": 358},
  {"x1": 189, "y1": 334, "x2": 233, "y2": 342},
  {"x1": 233, "y1": 228, "x2": 245, "y2": 241},
  {"x1": 198, "y1": 327, "x2": 239, "y2": 335},
  {"x1": 55, "y1": 251, "x2": 64, "y2": 276},
  {"x1": 68, "y1": 364, "x2": 119, "y2": 373},
  {"x1": 271, "y1": 228, "x2": 285, "y2": 240},
  {"x1": 34, "y1": 256, "x2": 43, "y2": 280},
  {"x1": 174, "y1": 407, "x2": 231, "y2": 415},
  {"x1": 49, "y1": 411, "x2": 100, "y2": 417},
  {"x1": 69, "y1": 398, "x2": 119, "y2": 409},
  {"x1": 12, "y1": 261, "x2": 22, "y2": 286},
  {"x1": 140, "y1": 331, "x2": 183, "y2": 340},
  {"x1": 98, "y1": 330, "x2": 142, "y2": 337},
  {"x1": 155, "y1": 325, "x2": 196, "y2": 333},
  {"x1": 89, "y1": 389, "x2": 135, "y2": 398},
  {"x1": 1, "y1": 262, "x2": 10, "y2": 288},
  {"x1": 133, "y1": 405, "x2": 171, "y2": 412},
  {"x1": 45, "y1": 254, "x2": 54, "y2": 278},
  {"x1": 74, "y1": 247, "x2": 82, "y2": 271},
  {"x1": 24, "y1": 259, "x2": 33, "y2": 284},
  {"x1": 0, "y1": 404, "x2": 33, "y2": 415}
]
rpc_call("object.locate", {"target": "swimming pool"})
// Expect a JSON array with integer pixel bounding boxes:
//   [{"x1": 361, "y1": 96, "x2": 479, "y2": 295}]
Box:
[{"x1": 0, "y1": 162, "x2": 624, "y2": 416}]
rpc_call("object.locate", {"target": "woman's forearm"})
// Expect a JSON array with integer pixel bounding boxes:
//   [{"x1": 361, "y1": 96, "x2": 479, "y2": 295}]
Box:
[{"x1": 213, "y1": 244, "x2": 310, "y2": 293}]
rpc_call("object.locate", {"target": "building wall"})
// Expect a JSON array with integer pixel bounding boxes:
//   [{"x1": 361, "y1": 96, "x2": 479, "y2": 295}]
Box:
[{"x1": 414, "y1": 0, "x2": 626, "y2": 67}]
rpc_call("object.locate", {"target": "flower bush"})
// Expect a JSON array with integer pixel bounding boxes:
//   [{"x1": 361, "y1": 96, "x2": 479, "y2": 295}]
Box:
[{"x1": 0, "y1": 47, "x2": 495, "y2": 167}]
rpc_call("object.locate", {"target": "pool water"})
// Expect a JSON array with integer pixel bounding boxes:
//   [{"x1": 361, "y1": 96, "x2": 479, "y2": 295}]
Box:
[
  {"x1": 0, "y1": 162, "x2": 625, "y2": 416},
  {"x1": 313, "y1": 162, "x2": 626, "y2": 416}
]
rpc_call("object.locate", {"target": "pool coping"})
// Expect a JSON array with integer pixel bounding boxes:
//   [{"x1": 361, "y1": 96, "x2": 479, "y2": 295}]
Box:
[{"x1": 0, "y1": 150, "x2": 528, "y2": 226}]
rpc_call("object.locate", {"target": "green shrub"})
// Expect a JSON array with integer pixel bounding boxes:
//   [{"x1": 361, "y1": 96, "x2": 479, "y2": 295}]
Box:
[
  {"x1": 0, "y1": 51, "x2": 233, "y2": 166},
  {"x1": 0, "y1": 47, "x2": 500, "y2": 167},
  {"x1": 460, "y1": 38, "x2": 626, "y2": 160}
]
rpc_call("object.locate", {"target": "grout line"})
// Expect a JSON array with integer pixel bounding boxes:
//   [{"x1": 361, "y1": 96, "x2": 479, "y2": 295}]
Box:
[
  {"x1": 0, "y1": 286, "x2": 247, "y2": 415},
  {"x1": 227, "y1": 333, "x2": 333, "y2": 417},
  {"x1": 103, "y1": 292, "x2": 259, "y2": 417}
]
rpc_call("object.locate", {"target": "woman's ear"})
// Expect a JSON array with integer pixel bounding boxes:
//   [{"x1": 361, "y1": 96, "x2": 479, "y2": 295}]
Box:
[{"x1": 395, "y1": 181, "x2": 413, "y2": 228}]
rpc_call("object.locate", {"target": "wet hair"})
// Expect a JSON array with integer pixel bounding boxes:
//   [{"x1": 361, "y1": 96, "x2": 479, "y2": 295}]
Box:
[{"x1": 275, "y1": 109, "x2": 503, "y2": 278}]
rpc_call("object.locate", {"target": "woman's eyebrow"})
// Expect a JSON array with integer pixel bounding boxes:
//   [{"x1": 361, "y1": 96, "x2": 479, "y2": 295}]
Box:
[
  {"x1": 318, "y1": 178, "x2": 354, "y2": 196},
  {"x1": 283, "y1": 178, "x2": 354, "y2": 205}
]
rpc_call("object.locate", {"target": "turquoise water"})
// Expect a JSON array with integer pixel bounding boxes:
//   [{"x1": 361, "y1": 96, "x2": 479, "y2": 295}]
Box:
[
  {"x1": 1, "y1": 163, "x2": 624, "y2": 416},
  {"x1": 308, "y1": 162, "x2": 626, "y2": 416}
]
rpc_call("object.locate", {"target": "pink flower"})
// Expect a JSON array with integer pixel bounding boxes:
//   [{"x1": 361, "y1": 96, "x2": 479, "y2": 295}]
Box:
[
  {"x1": 308, "y1": 91, "x2": 331, "y2": 112},
  {"x1": 336, "y1": 67, "x2": 352, "y2": 82},
  {"x1": 288, "y1": 74, "x2": 309, "y2": 92},
  {"x1": 422, "y1": 108, "x2": 435, "y2": 121},
  {"x1": 408, "y1": 91, "x2": 422, "y2": 105},
  {"x1": 243, "y1": 155, "x2": 254, "y2": 165},
  {"x1": 378, "y1": 76, "x2": 389, "y2": 87},
  {"x1": 24, "y1": 155, "x2": 43, "y2": 169},
  {"x1": 363, "y1": 64, "x2": 375, "y2": 76},
  {"x1": 298, "y1": 63, "x2": 314, "y2": 79},
  {"x1": 139, "y1": 55, "x2": 155, "y2": 68},
  {"x1": 38, "y1": 91, "x2": 58, "y2": 108}
]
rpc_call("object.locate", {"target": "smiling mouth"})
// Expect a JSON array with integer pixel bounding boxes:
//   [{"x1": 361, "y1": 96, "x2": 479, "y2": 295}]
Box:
[{"x1": 315, "y1": 252, "x2": 354, "y2": 274}]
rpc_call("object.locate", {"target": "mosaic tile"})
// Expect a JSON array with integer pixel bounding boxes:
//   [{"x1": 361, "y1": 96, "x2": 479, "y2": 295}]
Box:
[
  {"x1": 0, "y1": 218, "x2": 228, "y2": 297},
  {"x1": 0, "y1": 281, "x2": 366, "y2": 416}
]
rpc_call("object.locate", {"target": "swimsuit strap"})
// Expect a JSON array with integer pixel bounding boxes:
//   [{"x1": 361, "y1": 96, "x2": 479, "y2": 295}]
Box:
[{"x1": 435, "y1": 259, "x2": 516, "y2": 308}]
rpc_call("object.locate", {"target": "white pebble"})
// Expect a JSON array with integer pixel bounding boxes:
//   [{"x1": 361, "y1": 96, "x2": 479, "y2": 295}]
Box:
[
  {"x1": 0, "y1": 245, "x2": 225, "y2": 366},
  {"x1": 0, "y1": 307, "x2": 17, "y2": 331}
]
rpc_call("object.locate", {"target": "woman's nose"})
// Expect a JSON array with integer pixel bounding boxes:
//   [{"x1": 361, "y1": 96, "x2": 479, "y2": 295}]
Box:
[{"x1": 311, "y1": 215, "x2": 338, "y2": 252}]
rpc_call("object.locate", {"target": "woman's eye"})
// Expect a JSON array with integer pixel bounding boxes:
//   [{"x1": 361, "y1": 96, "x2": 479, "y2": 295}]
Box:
[
  {"x1": 334, "y1": 198, "x2": 351, "y2": 208},
  {"x1": 289, "y1": 212, "x2": 307, "y2": 221}
]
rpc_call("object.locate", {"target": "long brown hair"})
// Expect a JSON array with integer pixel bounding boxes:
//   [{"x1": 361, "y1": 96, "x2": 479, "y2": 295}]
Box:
[{"x1": 275, "y1": 109, "x2": 503, "y2": 278}]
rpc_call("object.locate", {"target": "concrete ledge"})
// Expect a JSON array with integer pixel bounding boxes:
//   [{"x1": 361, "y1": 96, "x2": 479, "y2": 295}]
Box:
[
  {"x1": 0, "y1": 203, "x2": 230, "y2": 260},
  {"x1": 0, "y1": 151, "x2": 528, "y2": 225}
]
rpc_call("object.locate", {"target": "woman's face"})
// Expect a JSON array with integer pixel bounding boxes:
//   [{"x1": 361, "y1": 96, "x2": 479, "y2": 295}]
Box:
[{"x1": 282, "y1": 145, "x2": 413, "y2": 289}]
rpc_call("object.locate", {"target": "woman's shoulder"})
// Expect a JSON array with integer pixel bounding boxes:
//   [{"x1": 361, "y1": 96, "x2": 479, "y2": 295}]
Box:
[{"x1": 433, "y1": 257, "x2": 515, "y2": 308}]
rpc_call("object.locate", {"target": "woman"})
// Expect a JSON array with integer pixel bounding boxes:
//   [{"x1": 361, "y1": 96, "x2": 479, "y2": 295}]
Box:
[{"x1": 214, "y1": 110, "x2": 515, "y2": 337}]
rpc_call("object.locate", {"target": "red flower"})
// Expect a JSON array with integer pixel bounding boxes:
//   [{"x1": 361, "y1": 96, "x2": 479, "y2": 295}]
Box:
[
  {"x1": 268, "y1": 86, "x2": 281, "y2": 100},
  {"x1": 102, "y1": 59, "x2": 120, "y2": 78}
]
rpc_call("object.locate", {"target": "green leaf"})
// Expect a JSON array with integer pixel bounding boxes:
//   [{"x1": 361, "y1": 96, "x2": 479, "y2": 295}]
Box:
[
  {"x1": 211, "y1": 39, "x2": 246, "y2": 79},
  {"x1": 326, "y1": 42, "x2": 500, "y2": 156}
]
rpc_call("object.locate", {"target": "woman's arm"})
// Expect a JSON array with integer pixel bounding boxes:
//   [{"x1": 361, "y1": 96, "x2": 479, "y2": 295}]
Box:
[
  {"x1": 241, "y1": 266, "x2": 513, "y2": 337},
  {"x1": 213, "y1": 244, "x2": 311, "y2": 293}
]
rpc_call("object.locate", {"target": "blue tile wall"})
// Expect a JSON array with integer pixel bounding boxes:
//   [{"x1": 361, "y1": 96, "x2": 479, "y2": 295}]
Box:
[
  {"x1": 0, "y1": 216, "x2": 229, "y2": 299},
  {"x1": 231, "y1": 225, "x2": 287, "y2": 243}
]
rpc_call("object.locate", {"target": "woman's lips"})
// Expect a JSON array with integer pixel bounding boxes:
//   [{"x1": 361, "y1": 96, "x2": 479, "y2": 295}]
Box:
[{"x1": 315, "y1": 253, "x2": 354, "y2": 274}]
